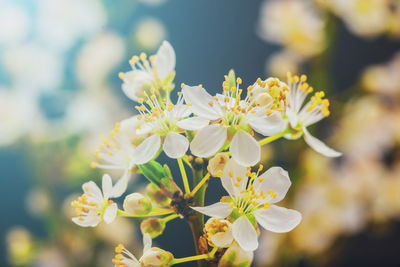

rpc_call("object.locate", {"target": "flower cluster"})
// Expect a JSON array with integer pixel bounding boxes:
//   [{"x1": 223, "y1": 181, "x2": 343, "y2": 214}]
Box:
[{"x1": 70, "y1": 41, "x2": 341, "y2": 266}]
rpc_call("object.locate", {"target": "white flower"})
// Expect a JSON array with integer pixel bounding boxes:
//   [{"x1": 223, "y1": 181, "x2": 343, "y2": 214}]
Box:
[
  {"x1": 112, "y1": 234, "x2": 173, "y2": 267},
  {"x1": 182, "y1": 77, "x2": 285, "y2": 166},
  {"x1": 134, "y1": 90, "x2": 206, "y2": 159},
  {"x1": 71, "y1": 174, "x2": 119, "y2": 227},
  {"x1": 120, "y1": 41, "x2": 176, "y2": 102},
  {"x1": 258, "y1": 0, "x2": 325, "y2": 58},
  {"x1": 92, "y1": 115, "x2": 160, "y2": 197},
  {"x1": 285, "y1": 73, "x2": 342, "y2": 157},
  {"x1": 192, "y1": 159, "x2": 302, "y2": 251}
]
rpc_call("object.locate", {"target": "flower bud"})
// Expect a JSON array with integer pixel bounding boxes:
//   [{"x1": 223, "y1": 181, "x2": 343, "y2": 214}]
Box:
[
  {"x1": 145, "y1": 183, "x2": 171, "y2": 207},
  {"x1": 141, "y1": 247, "x2": 174, "y2": 267},
  {"x1": 140, "y1": 218, "x2": 166, "y2": 238},
  {"x1": 207, "y1": 153, "x2": 229, "y2": 177},
  {"x1": 218, "y1": 242, "x2": 253, "y2": 267},
  {"x1": 123, "y1": 193, "x2": 152, "y2": 215},
  {"x1": 204, "y1": 218, "x2": 233, "y2": 248}
]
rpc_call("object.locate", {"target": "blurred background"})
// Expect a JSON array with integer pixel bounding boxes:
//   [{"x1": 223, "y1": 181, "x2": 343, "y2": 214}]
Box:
[{"x1": 1, "y1": 0, "x2": 400, "y2": 266}]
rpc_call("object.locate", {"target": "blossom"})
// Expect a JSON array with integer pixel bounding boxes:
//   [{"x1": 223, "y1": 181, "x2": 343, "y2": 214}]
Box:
[
  {"x1": 92, "y1": 115, "x2": 160, "y2": 197},
  {"x1": 119, "y1": 41, "x2": 176, "y2": 102},
  {"x1": 182, "y1": 77, "x2": 285, "y2": 166},
  {"x1": 192, "y1": 159, "x2": 302, "y2": 251},
  {"x1": 258, "y1": 0, "x2": 325, "y2": 58},
  {"x1": 284, "y1": 73, "x2": 342, "y2": 157},
  {"x1": 71, "y1": 174, "x2": 119, "y2": 227},
  {"x1": 112, "y1": 234, "x2": 174, "y2": 267},
  {"x1": 134, "y1": 90, "x2": 206, "y2": 159}
]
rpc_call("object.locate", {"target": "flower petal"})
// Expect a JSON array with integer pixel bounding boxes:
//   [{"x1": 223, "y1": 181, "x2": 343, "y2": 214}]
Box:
[
  {"x1": 182, "y1": 85, "x2": 222, "y2": 120},
  {"x1": 103, "y1": 203, "x2": 118, "y2": 224},
  {"x1": 82, "y1": 181, "x2": 103, "y2": 202},
  {"x1": 230, "y1": 130, "x2": 261, "y2": 167},
  {"x1": 163, "y1": 132, "x2": 189, "y2": 158},
  {"x1": 176, "y1": 117, "x2": 209, "y2": 130},
  {"x1": 254, "y1": 205, "x2": 302, "y2": 233},
  {"x1": 190, "y1": 125, "x2": 227, "y2": 158},
  {"x1": 110, "y1": 171, "x2": 131, "y2": 198},
  {"x1": 154, "y1": 40, "x2": 175, "y2": 79},
  {"x1": 253, "y1": 166, "x2": 291, "y2": 203},
  {"x1": 191, "y1": 202, "x2": 233, "y2": 218},
  {"x1": 232, "y1": 216, "x2": 258, "y2": 251},
  {"x1": 303, "y1": 127, "x2": 342, "y2": 157},
  {"x1": 221, "y1": 158, "x2": 248, "y2": 197},
  {"x1": 72, "y1": 212, "x2": 101, "y2": 227},
  {"x1": 248, "y1": 110, "x2": 286, "y2": 136},
  {"x1": 102, "y1": 174, "x2": 113, "y2": 200},
  {"x1": 132, "y1": 134, "x2": 161, "y2": 164},
  {"x1": 120, "y1": 115, "x2": 141, "y2": 137},
  {"x1": 143, "y1": 233, "x2": 152, "y2": 253}
]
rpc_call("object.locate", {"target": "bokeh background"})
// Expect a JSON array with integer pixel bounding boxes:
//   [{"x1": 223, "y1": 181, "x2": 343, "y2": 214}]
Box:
[{"x1": 1, "y1": 0, "x2": 400, "y2": 266}]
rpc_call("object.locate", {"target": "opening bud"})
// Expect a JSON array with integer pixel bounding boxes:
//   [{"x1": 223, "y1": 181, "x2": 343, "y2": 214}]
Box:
[
  {"x1": 207, "y1": 153, "x2": 229, "y2": 177},
  {"x1": 218, "y1": 242, "x2": 253, "y2": 267},
  {"x1": 123, "y1": 193, "x2": 153, "y2": 216},
  {"x1": 141, "y1": 247, "x2": 174, "y2": 267},
  {"x1": 140, "y1": 218, "x2": 166, "y2": 238},
  {"x1": 204, "y1": 218, "x2": 233, "y2": 248},
  {"x1": 145, "y1": 183, "x2": 171, "y2": 207}
]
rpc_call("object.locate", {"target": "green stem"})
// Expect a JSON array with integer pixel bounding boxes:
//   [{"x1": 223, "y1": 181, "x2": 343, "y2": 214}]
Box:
[
  {"x1": 171, "y1": 254, "x2": 209, "y2": 265},
  {"x1": 177, "y1": 157, "x2": 191, "y2": 194},
  {"x1": 171, "y1": 247, "x2": 219, "y2": 265},
  {"x1": 190, "y1": 173, "x2": 210, "y2": 197},
  {"x1": 258, "y1": 129, "x2": 288, "y2": 146},
  {"x1": 117, "y1": 208, "x2": 173, "y2": 218},
  {"x1": 187, "y1": 160, "x2": 209, "y2": 267}
]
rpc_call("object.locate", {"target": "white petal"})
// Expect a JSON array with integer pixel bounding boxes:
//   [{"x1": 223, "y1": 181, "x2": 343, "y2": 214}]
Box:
[
  {"x1": 232, "y1": 216, "x2": 258, "y2": 251},
  {"x1": 176, "y1": 117, "x2": 209, "y2": 130},
  {"x1": 248, "y1": 110, "x2": 286, "y2": 136},
  {"x1": 253, "y1": 166, "x2": 291, "y2": 203},
  {"x1": 286, "y1": 109, "x2": 299, "y2": 128},
  {"x1": 191, "y1": 202, "x2": 233, "y2": 218},
  {"x1": 182, "y1": 85, "x2": 222, "y2": 120},
  {"x1": 190, "y1": 125, "x2": 227, "y2": 158},
  {"x1": 143, "y1": 233, "x2": 152, "y2": 253},
  {"x1": 210, "y1": 228, "x2": 234, "y2": 248},
  {"x1": 163, "y1": 132, "x2": 189, "y2": 158},
  {"x1": 221, "y1": 158, "x2": 248, "y2": 197},
  {"x1": 120, "y1": 115, "x2": 141, "y2": 137},
  {"x1": 110, "y1": 172, "x2": 131, "y2": 198},
  {"x1": 132, "y1": 135, "x2": 161, "y2": 164},
  {"x1": 254, "y1": 205, "x2": 302, "y2": 233},
  {"x1": 154, "y1": 40, "x2": 175, "y2": 79},
  {"x1": 102, "y1": 174, "x2": 113, "y2": 200},
  {"x1": 303, "y1": 127, "x2": 342, "y2": 157},
  {"x1": 103, "y1": 203, "x2": 118, "y2": 224},
  {"x1": 229, "y1": 130, "x2": 261, "y2": 167},
  {"x1": 82, "y1": 181, "x2": 103, "y2": 202},
  {"x1": 72, "y1": 214, "x2": 101, "y2": 227},
  {"x1": 136, "y1": 122, "x2": 153, "y2": 135}
]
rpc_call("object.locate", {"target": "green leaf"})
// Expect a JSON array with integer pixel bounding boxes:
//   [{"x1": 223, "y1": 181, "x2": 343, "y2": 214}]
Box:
[{"x1": 138, "y1": 160, "x2": 169, "y2": 186}]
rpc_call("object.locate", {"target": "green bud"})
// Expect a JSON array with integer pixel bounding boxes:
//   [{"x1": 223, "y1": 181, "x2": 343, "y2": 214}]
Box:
[
  {"x1": 218, "y1": 242, "x2": 253, "y2": 267},
  {"x1": 123, "y1": 193, "x2": 152, "y2": 215},
  {"x1": 140, "y1": 218, "x2": 166, "y2": 238},
  {"x1": 141, "y1": 247, "x2": 174, "y2": 267},
  {"x1": 146, "y1": 183, "x2": 171, "y2": 207}
]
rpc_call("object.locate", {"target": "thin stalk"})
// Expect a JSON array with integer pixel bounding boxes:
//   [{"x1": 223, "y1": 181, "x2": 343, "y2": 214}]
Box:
[
  {"x1": 160, "y1": 214, "x2": 180, "y2": 223},
  {"x1": 190, "y1": 173, "x2": 210, "y2": 197},
  {"x1": 117, "y1": 208, "x2": 173, "y2": 218},
  {"x1": 171, "y1": 247, "x2": 219, "y2": 265},
  {"x1": 177, "y1": 157, "x2": 191, "y2": 194},
  {"x1": 258, "y1": 129, "x2": 288, "y2": 146}
]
